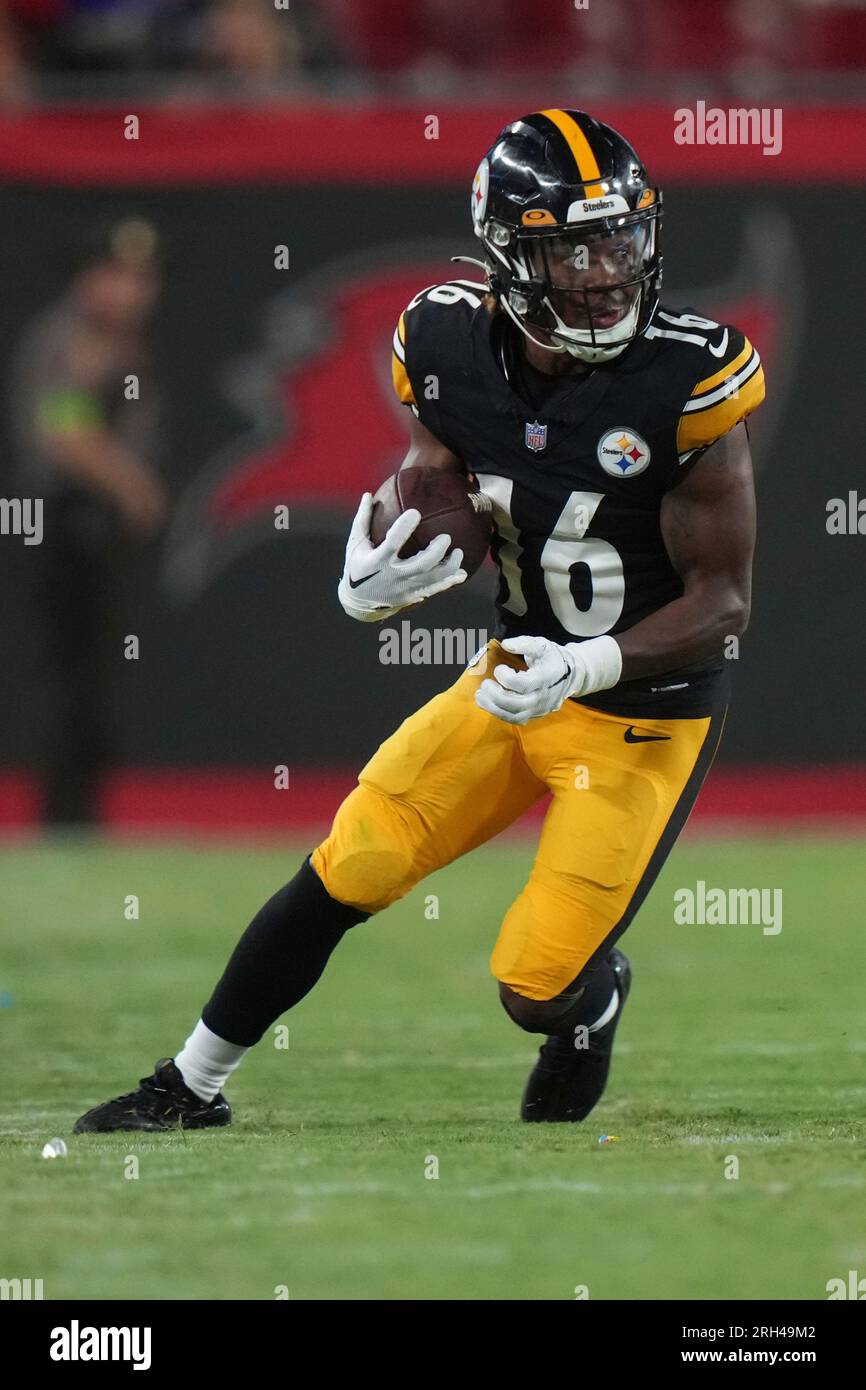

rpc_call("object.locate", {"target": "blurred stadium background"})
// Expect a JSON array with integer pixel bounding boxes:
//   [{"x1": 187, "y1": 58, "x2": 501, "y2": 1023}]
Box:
[
  {"x1": 1, "y1": 1, "x2": 865, "y2": 1305},
  {"x1": 0, "y1": 2, "x2": 863, "y2": 835}
]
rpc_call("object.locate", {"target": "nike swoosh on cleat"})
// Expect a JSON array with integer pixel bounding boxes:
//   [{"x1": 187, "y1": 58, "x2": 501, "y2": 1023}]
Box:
[
  {"x1": 707, "y1": 328, "x2": 729, "y2": 358},
  {"x1": 624, "y1": 726, "x2": 671, "y2": 743},
  {"x1": 348, "y1": 570, "x2": 380, "y2": 589}
]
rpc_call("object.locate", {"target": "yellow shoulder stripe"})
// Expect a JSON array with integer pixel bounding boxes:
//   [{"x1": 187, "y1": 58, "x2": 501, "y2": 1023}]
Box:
[
  {"x1": 391, "y1": 351, "x2": 416, "y2": 407},
  {"x1": 691, "y1": 339, "x2": 753, "y2": 399},
  {"x1": 677, "y1": 366, "x2": 765, "y2": 453}
]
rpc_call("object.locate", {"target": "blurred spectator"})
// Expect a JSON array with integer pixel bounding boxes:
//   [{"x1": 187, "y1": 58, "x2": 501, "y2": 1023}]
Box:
[
  {"x1": 8, "y1": 217, "x2": 167, "y2": 825},
  {"x1": 177, "y1": 0, "x2": 313, "y2": 101},
  {"x1": 795, "y1": 0, "x2": 866, "y2": 71},
  {"x1": 0, "y1": 4, "x2": 35, "y2": 105},
  {"x1": 325, "y1": 0, "x2": 866, "y2": 92},
  {"x1": 203, "y1": 0, "x2": 301, "y2": 76},
  {"x1": 4, "y1": 0, "x2": 866, "y2": 98},
  {"x1": 5, "y1": 0, "x2": 346, "y2": 96}
]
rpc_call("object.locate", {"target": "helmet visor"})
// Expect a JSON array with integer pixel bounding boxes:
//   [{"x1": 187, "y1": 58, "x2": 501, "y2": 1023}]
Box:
[{"x1": 522, "y1": 216, "x2": 657, "y2": 334}]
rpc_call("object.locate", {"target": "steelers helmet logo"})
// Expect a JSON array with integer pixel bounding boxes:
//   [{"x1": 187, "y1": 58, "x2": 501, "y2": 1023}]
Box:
[
  {"x1": 470, "y1": 159, "x2": 489, "y2": 230},
  {"x1": 597, "y1": 428, "x2": 652, "y2": 478}
]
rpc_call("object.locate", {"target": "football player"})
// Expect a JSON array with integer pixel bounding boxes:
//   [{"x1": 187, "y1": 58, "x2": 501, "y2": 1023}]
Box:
[{"x1": 75, "y1": 110, "x2": 763, "y2": 1132}]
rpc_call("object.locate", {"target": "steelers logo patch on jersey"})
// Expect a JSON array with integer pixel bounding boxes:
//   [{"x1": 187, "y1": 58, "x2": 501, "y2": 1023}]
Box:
[{"x1": 597, "y1": 428, "x2": 651, "y2": 478}]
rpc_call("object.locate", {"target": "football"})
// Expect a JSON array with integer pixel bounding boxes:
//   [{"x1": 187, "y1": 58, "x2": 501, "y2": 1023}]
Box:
[{"x1": 369, "y1": 466, "x2": 493, "y2": 578}]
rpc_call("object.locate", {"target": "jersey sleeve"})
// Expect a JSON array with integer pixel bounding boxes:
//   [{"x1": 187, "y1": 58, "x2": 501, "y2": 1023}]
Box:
[
  {"x1": 390, "y1": 309, "x2": 419, "y2": 416},
  {"x1": 676, "y1": 328, "x2": 765, "y2": 464},
  {"x1": 390, "y1": 279, "x2": 488, "y2": 455}
]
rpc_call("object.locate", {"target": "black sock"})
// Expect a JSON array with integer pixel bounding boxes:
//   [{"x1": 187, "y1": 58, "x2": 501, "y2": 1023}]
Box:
[{"x1": 201, "y1": 857, "x2": 368, "y2": 1047}]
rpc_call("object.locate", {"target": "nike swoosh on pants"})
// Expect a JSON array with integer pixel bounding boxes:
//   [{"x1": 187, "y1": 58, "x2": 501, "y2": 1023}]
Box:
[{"x1": 624, "y1": 726, "x2": 671, "y2": 743}]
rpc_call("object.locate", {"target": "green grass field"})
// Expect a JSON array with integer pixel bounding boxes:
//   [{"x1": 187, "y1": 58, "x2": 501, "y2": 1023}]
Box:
[{"x1": 1, "y1": 833, "x2": 864, "y2": 1301}]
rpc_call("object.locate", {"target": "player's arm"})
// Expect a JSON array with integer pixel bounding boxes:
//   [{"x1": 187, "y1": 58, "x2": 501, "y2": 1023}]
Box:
[
  {"x1": 612, "y1": 325, "x2": 762, "y2": 678},
  {"x1": 478, "y1": 318, "x2": 763, "y2": 723},
  {"x1": 338, "y1": 297, "x2": 470, "y2": 622},
  {"x1": 616, "y1": 421, "x2": 755, "y2": 678},
  {"x1": 399, "y1": 412, "x2": 463, "y2": 473},
  {"x1": 477, "y1": 424, "x2": 756, "y2": 723}
]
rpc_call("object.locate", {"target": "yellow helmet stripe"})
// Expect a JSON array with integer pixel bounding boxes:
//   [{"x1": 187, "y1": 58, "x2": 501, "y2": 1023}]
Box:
[{"x1": 538, "y1": 109, "x2": 606, "y2": 198}]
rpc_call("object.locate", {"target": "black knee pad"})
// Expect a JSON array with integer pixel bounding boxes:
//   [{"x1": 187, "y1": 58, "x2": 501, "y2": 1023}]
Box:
[
  {"x1": 498, "y1": 980, "x2": 586, "y2": 1035},
  {"x1": 498, "y1": 955, "x2": 617, "y2": 1037}
]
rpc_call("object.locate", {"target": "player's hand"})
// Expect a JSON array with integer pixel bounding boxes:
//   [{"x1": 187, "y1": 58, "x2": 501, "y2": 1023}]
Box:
[
  {"x1": 475, "y1": 634, "x2": 622, "y2": 724},
  {"x1": 338, "y1": 492, "x2": 467, "y2": 622}
]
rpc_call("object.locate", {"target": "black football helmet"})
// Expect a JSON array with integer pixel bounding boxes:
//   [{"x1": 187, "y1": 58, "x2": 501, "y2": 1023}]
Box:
[{"x1": 468, "y1": 109, "x2": 662, "y2": 363}]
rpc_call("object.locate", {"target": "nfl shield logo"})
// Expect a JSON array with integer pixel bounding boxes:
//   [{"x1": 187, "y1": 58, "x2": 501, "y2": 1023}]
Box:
[{"x1": 525, "y1": 420, "x2": 547, "y2": 452}]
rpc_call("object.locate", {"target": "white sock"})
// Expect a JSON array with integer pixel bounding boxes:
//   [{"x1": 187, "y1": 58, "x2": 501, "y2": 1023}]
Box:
[
  {"x1": 588, "y1": 988, "x2": 619, "y2": 1032},
  {"x1": 174, "y1": 1019, "x2": 248, "y2": 1102}
]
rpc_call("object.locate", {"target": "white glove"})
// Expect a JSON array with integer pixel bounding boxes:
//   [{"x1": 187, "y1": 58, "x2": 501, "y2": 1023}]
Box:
[
  {"x1": 475, "y1": 634, "x2": 622, "y2": 725},
  {"x1": 338, "y1": 491, "x2": 467, "y2": 622}
]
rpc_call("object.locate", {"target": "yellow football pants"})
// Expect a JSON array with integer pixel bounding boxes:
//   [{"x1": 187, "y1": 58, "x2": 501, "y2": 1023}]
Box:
[{"x1": 312, "y1": 642, "x2": 725, "y2": 1001}]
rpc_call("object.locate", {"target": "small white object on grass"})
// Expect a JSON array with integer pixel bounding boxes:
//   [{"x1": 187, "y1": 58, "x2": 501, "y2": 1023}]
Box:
[{"x1": 41, "y1": 1138, "x2": 68, "y2": 1159}]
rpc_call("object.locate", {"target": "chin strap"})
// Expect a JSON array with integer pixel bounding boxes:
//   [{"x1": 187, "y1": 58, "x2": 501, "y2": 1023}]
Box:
[
  {"x1": 449, "y1": 255, "x2": 490, "y2": 275},
  {"x1": 500, "y1": 291, "x2": 568, "y2": 354},
  {"x1": 451, "y1": 254, "x2": 569, "y2": 356}
]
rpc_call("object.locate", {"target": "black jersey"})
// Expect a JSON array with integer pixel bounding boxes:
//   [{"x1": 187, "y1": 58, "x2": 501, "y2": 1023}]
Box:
[{"x1": 391, "y1": 280, "x2": 765, "y2": 717}]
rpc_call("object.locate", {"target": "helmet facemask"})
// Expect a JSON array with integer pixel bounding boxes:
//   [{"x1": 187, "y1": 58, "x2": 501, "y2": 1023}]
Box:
[{"x1": 482, "y1": 206, "x2": 662, "y2": 364}]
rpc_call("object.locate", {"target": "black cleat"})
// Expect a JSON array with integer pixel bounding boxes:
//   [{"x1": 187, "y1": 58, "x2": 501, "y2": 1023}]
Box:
[
  {"x1": 74, "y1": 1058, "x2": 231, "y2": 1134},
  {"x1": 520, "y1": 948, "x2": 632, "y2": 1123}
]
